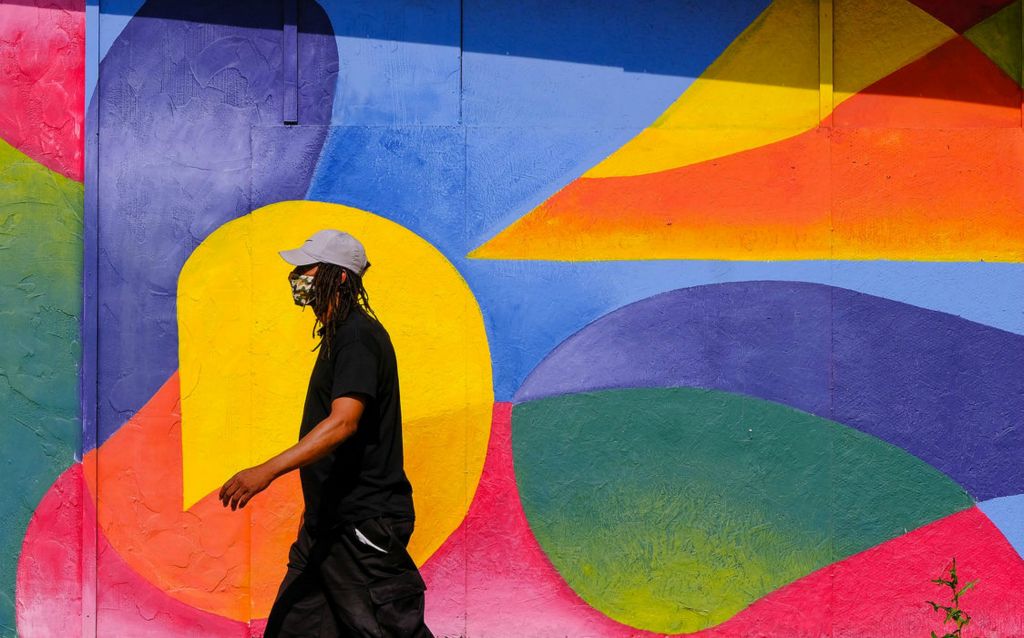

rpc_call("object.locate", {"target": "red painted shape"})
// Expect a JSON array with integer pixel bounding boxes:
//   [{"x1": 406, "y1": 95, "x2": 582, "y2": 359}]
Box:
[
  {"x1": 0, "y1": 1, "x2": 85, "y2": 180},
  {"x1": 711, "y1": 507, "x2": 1024, "y2": 637},
  {"x1": 907, "y1": 0, "x2": 1015, "y2": 32},
  {"x1": 831, "y1": 508, "x2": 1024, "y2": 637},
  {"x1": 17, "y1": 464, "x2": 250, "y2": 637},
  {"x1": 834, "y1": 36, "x2": 1022, "y2": 128},
  {"x1": 420, "y1": 404, "x2": 1024, "y2": 637}
]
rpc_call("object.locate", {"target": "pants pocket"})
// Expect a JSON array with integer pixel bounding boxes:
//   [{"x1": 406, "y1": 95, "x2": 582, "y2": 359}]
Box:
[{"x1": 367, "y1": 571, "x2": 430, "y2": 638}]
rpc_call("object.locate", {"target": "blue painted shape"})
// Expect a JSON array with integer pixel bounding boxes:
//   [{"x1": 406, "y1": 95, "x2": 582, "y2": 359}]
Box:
[
  {"x1": 85, "y1": 0, "x2": 338, "y2": 451},
  {"x1": 85, "y1": 0, "x2": 147, "y2": 109},
  {"x1": 98, "y1": 0, "x2": 146, "y2": 57},
  {"x1": 307, "y1": 125, "x2": 635, "y2": 257},
  {"x1": 306, "y1": 0, "x2": 769, "y2": 210},
  {"x1": 980, "y1": 495, "x2": 1024, "y2": 559},
  {"x1": 316, "y1": 0, "x2": 772, "y2": 127},
  {"x1": 306, "y1": 126, "x2": 467, "y2": 257},
  {"x1": 463, "y1": 125, "x2": 645, "y2": 251},
  {"x1": 317, "y1": 1, "x2": 462, "y2": 125},
  {"x1": 512, "y1": 281, "x2": 1024, "y2": 500},
  {"x1": 463, "y1": 0, "x2": 770, "y2": 126}
]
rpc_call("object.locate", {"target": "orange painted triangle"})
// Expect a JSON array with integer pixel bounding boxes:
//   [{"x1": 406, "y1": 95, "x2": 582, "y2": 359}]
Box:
[
  {"x1": 473, "y1": 36, "x2": 1024, "y2": 262},
  {"x1": 82, "y1": 371, "x2": 305, "y2": 620},
  {"x1": 907, "y1": 0, "x2": 1016, "y2": 32}
]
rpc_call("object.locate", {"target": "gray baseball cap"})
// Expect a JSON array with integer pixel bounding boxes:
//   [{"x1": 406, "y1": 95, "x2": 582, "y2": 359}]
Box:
[{"x1": 279, "y1": 229, "x2": 369, "y2": 276}]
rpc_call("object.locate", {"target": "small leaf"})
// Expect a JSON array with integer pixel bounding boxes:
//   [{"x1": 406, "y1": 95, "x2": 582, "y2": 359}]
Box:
[{"x1": 957, "y1": 579, "x2": 978, "y2": 597}]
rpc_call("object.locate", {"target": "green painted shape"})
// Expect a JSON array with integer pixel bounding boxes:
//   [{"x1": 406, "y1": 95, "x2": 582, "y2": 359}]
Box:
[
  {"x1": 0, "y1": 138, "x2": 82, "y2": 635},
  {"x1": 512, "y1": 388, "x2": 974, "y2": 634},
  {"x1": 965, "y1": 0, "x2": 1021, "y2": 84}
]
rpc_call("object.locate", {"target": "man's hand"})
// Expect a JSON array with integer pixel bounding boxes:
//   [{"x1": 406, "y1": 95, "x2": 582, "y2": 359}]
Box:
[{"x1": 219, "y1": 464, "x2": 276, "y2": 510}]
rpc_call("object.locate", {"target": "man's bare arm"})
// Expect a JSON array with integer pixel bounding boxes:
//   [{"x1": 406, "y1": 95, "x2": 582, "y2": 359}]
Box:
[
  {"x1": 218, "y1": 394, "x2": 367, "y2": 510},
  {"x1": 263, "y1": 394, "x2": 367, "y2": 478}
]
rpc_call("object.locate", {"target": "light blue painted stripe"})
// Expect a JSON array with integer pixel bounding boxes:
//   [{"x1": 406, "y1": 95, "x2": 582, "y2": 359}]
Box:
[
  {"x1": 85, "y1": 0, "x2": 147, "y2": 109},
  {"x1": 459, "y1": 260, "x2": 1024, "y2": 401},
  {"x1": 979, "y1": 495, "x2": 1024, "y2": 559}
]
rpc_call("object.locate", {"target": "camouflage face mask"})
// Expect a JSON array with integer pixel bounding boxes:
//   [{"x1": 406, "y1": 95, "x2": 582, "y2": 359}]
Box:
[{"x1": 289, "y1": 273, "x2": 316, "y2": 306}]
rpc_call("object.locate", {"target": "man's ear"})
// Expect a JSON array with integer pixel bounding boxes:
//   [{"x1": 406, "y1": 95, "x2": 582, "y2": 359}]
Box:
[{"x1": 341, "y1": 270, "x2": 348, "y2": 284}]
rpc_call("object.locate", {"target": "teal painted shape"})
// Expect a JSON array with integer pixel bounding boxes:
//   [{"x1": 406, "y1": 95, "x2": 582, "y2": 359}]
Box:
[
  {"x1": 0, "y1": 138, "x2": 82, "y2": 635},
  {"x1": 512, "y1": 388, "x2": 974, "y2": 634}
]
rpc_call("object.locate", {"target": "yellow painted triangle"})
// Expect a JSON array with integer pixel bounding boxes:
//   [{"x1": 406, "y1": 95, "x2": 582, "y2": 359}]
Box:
[
  {"x1": 582, "y1": 0, "x2": 955, "y2": 180},
  {"x1": 964, "y1": 0, "x2": 1021, "y2": 84}
]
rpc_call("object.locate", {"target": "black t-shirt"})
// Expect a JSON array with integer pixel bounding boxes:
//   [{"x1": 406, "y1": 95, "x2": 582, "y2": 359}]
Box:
[{"x1": 298, "y1": 309, "x2": 414, "y2": 535}]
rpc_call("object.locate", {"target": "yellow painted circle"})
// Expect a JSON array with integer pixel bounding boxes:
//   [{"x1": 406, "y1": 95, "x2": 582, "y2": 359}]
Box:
[{"x1": 178, "y1": 200, "x2": 493, "y2": 563}]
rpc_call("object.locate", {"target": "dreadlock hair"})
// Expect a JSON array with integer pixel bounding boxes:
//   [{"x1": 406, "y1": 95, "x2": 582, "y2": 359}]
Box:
[{"x1": 305, "y1": 261, "x2": 377, "y2": 360}]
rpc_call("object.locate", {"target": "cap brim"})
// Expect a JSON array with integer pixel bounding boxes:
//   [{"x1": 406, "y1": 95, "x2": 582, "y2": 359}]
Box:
[{"x1": 278, "y1": 246, "x2": 320, "y2": 266}]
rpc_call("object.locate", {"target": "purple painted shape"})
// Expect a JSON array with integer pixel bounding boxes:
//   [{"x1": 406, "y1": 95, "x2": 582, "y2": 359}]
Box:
[
  {"x1": 516, "y1": 281, "x2": 1024, "y2": 500},
  {"x1": 516, "y1": 281, "x2": 833, "y2": 412},
  {"x1": 85, "y1": 0, "x2": 338, "y2": 450},
  {"x1": 831, "y1": 287, "x2": 1024, "y2": 503}
]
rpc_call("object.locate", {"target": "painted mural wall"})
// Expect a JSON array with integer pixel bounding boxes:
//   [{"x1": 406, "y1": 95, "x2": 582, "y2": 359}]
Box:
[
  {"x1": 3, "y1": 0, "x2": 1024, "y2": 636},
  {"x1": 0, "y1": 0, "x2": 86, "y2": 636}
]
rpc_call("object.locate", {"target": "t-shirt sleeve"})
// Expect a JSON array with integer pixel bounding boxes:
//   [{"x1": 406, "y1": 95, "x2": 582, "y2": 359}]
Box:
[{"x1": 330, "y1": 336, "x2": 379, "y2": 402}]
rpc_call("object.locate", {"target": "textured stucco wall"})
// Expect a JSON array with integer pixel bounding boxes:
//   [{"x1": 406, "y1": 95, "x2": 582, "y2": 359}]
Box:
[
  {"x1": 0, "y1": 2, "x2": 84, "y2": 636},
  {"x1": 4, "y1": 1, "x2": 1024, "y2": 637}
]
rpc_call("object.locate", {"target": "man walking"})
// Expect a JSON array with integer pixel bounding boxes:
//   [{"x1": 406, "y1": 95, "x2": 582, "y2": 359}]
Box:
[{"x1": 218, "y1": 229, "x2": 433, "y2": 637}]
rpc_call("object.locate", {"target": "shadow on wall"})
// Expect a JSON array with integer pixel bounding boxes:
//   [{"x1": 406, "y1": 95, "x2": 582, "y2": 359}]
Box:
[{"x1": 54, "y1": 0, "x2": 1024, "y2": 104}]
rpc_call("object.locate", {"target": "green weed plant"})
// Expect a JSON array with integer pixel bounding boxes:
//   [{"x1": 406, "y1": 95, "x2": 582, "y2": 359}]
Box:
[{"x1": 926, "y1": 557, "x2": 977, "y2": 638}]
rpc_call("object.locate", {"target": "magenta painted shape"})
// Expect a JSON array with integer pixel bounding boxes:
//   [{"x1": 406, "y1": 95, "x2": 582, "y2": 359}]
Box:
[{"x1": 0, "y1": 0, "x2": 85, "y2": 180}]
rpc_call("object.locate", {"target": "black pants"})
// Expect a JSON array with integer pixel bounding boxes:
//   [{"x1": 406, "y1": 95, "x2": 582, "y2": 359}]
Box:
[{"x1": 263, "y1": 516, "x2": 433, "y2": 638}]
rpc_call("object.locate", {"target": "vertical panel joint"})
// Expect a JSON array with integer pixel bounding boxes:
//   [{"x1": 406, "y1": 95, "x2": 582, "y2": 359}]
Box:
[
  {"x1": 283, "y1": 0, "x2": 299, "y2": 125},
  {"x1": 819, "y1": 0, "x2": 834, "y2": 128}
]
